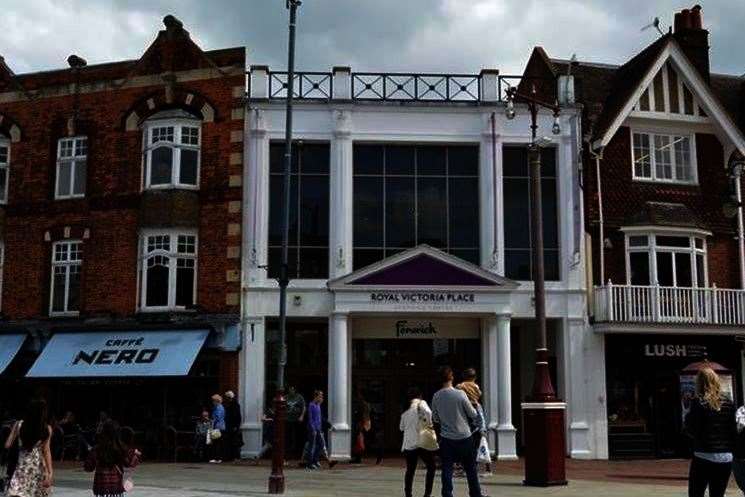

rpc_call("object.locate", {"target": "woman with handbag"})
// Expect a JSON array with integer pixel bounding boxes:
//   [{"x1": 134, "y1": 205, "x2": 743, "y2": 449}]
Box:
[
  {"x1": 84, "y1": 420, "x2": 140, "y2": 497},
  {"x1": 209, "y1": 394, "x2": 226, "y2": 464},
  {"x1": 399, "y1": 387, "x2": 438, "y2": 497}
]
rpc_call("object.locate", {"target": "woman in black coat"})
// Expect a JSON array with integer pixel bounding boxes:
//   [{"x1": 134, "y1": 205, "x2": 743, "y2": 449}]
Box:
[{"x1": 685, "y1": 367, "x2": 737, "y2": 497}]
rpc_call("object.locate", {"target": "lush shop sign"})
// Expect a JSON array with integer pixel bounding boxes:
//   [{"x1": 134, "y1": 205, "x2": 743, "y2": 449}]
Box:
[
  {"x1": 27, "y1": 330, "x2": 209, "y2": 378},
  {"x1": 643, "y1": 343, "x2": 707, "y2": 358}
]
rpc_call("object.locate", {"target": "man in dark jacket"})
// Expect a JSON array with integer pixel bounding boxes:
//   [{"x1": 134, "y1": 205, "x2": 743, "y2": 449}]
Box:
[{"x1": 223, "y1": 391, "x2": 243, "y2": 462}]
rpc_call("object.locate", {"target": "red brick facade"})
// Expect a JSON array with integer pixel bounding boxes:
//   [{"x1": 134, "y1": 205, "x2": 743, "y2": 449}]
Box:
[
  {"x1": 0, "y1": 17, "x2": 245, "y2": 386},
  {"x1": 585, "y1": 127, "x2": 738, "y2": 287}
]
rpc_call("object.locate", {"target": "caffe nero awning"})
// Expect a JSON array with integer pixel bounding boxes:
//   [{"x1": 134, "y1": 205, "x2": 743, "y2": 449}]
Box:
[
  {"x1": 0, "y1": 334, "x2": 27, "y2": 374},
  {"x1": 26, "y1": 330, "x2": 209, "y2": 378}
]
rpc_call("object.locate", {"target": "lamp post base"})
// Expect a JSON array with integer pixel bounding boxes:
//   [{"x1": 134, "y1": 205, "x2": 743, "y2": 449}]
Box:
[
  {"x1": 268, "y1": 392, "x2": 287, "y2": 494},
  {"x1": 521, "y1": 401, "x2": 568, "y2": 487}
]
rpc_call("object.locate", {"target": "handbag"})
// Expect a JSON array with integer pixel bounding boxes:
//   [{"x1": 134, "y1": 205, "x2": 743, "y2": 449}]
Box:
[
  {"x1": 209, "y1": 429, "x2": 222, "y2": 440},
  {"x1": 476, "y1": 435, "x2": 492, "y2": 464},
  {"x1": 116, "y1": 465, "x2": 134, "y2": 493},
  {"x1": 416, "y1": 401, "x2": 439, "y2": 451}
]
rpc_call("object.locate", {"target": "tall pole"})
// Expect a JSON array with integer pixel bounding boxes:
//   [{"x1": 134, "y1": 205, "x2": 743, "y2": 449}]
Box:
[
  {"x1": 507, "y1": 86, "x2": 567, "y2": 487},
  {"x1": 269, "y1": 1, "x2": 300, "y2": 494}
]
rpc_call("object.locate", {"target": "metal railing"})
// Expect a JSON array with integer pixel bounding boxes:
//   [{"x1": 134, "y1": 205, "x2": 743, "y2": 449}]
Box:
[
  {"x1": 250, "y1": 70, "x2": 530, "y2": 103},
  {"x1": 594, "y1": 283, "x2": 745, "y2": 325}
]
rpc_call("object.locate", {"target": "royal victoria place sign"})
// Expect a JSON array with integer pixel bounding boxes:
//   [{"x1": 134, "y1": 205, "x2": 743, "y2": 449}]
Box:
[
  {"x1": 367, "y1": 291, "x2": 479, "y2": 311},
  {"x1": 27, "y1": 330, "x2": 209, "y2": 378}
]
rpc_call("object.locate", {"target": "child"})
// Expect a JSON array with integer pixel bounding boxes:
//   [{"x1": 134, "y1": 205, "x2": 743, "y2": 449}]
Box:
[
  {"x1": 194, "y1": 410, "x2": 211, "y2": 462},
  {"x1": 84, "y1": 420, "x2": 140, "y2": 497}
]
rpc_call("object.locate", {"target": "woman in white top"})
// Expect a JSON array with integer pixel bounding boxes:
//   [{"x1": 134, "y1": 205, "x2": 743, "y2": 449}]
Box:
[{"x1": 400, "y1": 387, "x2": 437, "y2": 497}]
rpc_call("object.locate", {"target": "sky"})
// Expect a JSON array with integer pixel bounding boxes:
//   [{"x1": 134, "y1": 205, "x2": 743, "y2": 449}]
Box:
[{"x1": 1, "y1": 0, "x2": 744, "y2": 77}]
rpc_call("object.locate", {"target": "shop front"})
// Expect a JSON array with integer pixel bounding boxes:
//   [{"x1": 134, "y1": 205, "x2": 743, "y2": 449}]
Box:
[
  {"x1": 605, "y1": 334, "x2": 743, "y2": 459},
  {"x1": 0, "y1": 323, "x2": 240, "y2": 460}
]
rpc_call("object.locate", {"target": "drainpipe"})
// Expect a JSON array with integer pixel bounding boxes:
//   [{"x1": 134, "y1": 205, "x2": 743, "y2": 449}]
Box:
[
  {"x1": 736, "y1": 168, "x2": 745, "y2": 289},
  {"x1": 590, "y1": 148, "x2": 605, "y2": 285}
]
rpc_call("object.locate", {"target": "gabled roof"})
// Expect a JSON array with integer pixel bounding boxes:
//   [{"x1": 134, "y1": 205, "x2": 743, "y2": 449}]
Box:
[
  {"x1": 528, "y1": 37, "x2": 745, "y2": 154},
  {"x1": 328, "y1": 245, "x2": 518, "y2": 291}
]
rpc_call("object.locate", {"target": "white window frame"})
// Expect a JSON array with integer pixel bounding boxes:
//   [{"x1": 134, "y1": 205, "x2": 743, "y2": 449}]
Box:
[
  {"x1": 143, "y1": 118, "x2": 201, "y2": 190},
  {"x1": 139, "y1": 229, "x2": 198, "y2": 312},
  {"x1": 631, "y1": 129, "x2": 698, "y2": 185},
  {"x1": 624, "y1": 230, "x2": 708, "y2": 288},
  {"x1": 49, "y1": 240, "x2": 83, "y2": 316},
  {"x1": 55, "y1": 136, "x2": 87, "y2": 199},
  {"x1": 0, "y1": 137, "x2": 10, "y2": 204}
]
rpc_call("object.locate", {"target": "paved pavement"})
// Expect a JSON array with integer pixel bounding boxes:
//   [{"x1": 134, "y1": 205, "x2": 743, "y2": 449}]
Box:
[{"x1": 46, "y1": 458, "x2": 730, "y2": 497}]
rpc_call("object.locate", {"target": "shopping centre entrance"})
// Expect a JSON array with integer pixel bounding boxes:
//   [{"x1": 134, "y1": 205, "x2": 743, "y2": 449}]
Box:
[{"x1": 352, "y1": 320, "x2": 482, "y2": 451}]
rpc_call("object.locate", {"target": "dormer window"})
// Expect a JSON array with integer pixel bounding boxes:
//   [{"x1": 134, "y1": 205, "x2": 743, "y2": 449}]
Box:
[
  {"x1": 56, "y1": 136, "x2": 87, "y2": 199},
  {"x1": 632, "y1": 131, "x2": 696, "y2": 184},
  {"x1": 143, "y1": 110, "x2": 201, "y2": 190}
]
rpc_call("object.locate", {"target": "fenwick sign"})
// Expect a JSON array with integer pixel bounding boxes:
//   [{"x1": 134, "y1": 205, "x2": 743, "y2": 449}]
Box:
[
  {"x1": 396, "y1": 320, "x2": 437, "y2": 338},
  {"x1": 370, "y1": 291, "x2": 475, "y2": 304}
]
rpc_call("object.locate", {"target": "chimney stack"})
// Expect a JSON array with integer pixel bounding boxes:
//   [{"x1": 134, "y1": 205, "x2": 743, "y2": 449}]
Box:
[{"x1": 673, "y1": 5, "x2": 710, "y2": 83}]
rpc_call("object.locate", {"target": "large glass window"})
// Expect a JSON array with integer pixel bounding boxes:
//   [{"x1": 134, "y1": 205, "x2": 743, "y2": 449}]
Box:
[
  {"x1": 268, "y1": 142, "x2": 330, "y2": 279},
  {"x1": 144, "y1": 110, "x2": 201, "y2": 189},
  {"x1": 56, "y1": 137, "x2": 87, "y2": 199},
  {"x1": 140, "y1": 231, "x2": 197, "y2": 310},
  {"x1": 352, "y1": 144, "x2": 479, "y2": 270},
  {"x1": 0, "y1": 139, "x2": 9, "y2": 203},
  {"x1": 632, "y1": 132, "x2": 695, "y2": 183},
  {"x1": 626, "y1": 233, "x2": 707, "y2": 287},
  {"x1": 503, "y1": 146, "x2": 559, "y2": 280},
  {"x1": 50, "y1": 241, "x2": 82, "y2": 315}
]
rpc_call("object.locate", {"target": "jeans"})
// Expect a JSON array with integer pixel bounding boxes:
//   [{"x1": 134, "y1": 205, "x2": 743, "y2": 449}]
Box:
[
  {"x1": 733, "y1": 459, "x2": 745, "y2": 494},
  {"x1": 404, "y1": 448, "x2": 436, "y2": 497},
  {"x1": 307, "y1": 429, "x2": 326, "y2": 466},
  {"x1": 440, "y1": 437, "x2": 482, "y2": 497},
  {"x1": 689, "y1": 456, "x2": 732, "y2": 497}
]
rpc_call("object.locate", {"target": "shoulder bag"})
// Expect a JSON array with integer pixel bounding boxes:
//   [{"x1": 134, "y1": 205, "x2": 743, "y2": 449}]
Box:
[{"x1": 416, "y1": 401, "x2": 439, "y2": 451}]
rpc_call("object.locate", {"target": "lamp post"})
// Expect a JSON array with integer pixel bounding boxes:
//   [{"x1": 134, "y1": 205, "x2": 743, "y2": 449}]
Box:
[
  {"x1": 505, "y1": 85, "x2": 568, "y2": 486},
  {"x1": 268, "y1": 0, "x2": 301, "y2": 494}
]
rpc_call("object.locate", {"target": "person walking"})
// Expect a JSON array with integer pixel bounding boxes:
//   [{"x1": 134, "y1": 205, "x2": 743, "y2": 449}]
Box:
[
  {"x1": 685, "y1": 367, "x2": 737, "y2": 497},
  {"x1": 209, "y1": 394, "x2": 226, "y2": 464},
  {"x1": 351, "y1": 389, "x2": 371, "y2": 464},
  {"x1": 457, "y1": 368, "x2": 492, "y2": 476},
  {"x1": 305, "y1": 390, "x2": 337, "y2": 470},
  {"x1": 4, "y1": 399, "x2": 54, "y2": 497},
  {"x1": 400, "y1": 386, "x2": 438, "y2": 497},
  {"x1": 223, "y1": 391, "x2": 243, "y2": 462},
  {"x1": 193, "y1": 409, "x2": 212, "y2": 462},
  {"x1": 84, "y1": 420, "x2": 141, "y2": 497},
  {"x1": 432, "y1": 366, "x2": 485, "y2": 497},
  {"x1": 286, "y1": 386, "x2": 306, "y2": 459}
]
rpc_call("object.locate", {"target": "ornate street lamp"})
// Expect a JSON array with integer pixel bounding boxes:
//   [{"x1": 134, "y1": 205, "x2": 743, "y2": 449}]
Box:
[
  {"x1": 269, "y1": 0, "x2": 302, "y2": 494},
  {"x1": 504, "y1": 84, "x2": 568, "y2": 487}
]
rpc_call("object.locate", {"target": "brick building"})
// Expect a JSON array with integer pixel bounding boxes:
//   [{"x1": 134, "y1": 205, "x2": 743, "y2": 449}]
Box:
[
  {"x1": 523, "y1": 5, "x2": 745, "y2": 458},
  {"x1": 0, "y1": 15, "x2": 245, "y2": 448}
]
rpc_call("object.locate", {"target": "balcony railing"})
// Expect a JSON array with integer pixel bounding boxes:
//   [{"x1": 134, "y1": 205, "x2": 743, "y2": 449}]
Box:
[
  {"x1": 247, "y1": 67, "x2": 537, "y2": 103},
  {"x1": 594, "y1": 283, "x2": 745, "y2": 326}
]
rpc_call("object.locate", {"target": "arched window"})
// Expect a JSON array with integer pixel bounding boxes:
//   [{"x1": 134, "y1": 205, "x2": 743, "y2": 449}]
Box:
[{"x1": 143, "y1": 109, "x2": 201, "y2": 189}]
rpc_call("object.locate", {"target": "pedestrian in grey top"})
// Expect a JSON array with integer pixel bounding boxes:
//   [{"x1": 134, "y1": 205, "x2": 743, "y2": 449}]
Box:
[{"x1": 432, "y1": 366, "x2": 486, "y2": 497}]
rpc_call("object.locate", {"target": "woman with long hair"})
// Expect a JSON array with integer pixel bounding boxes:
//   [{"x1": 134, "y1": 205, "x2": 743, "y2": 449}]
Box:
[
  {"x1": 84, "y1": 420, "x2": 140, "y2": 497},
  {"x1": 685, "y1": 367, "x2": 737, "y2": 497},
  {"x1": 4, "y1": 399, "x2": 53, "y2": 497}
]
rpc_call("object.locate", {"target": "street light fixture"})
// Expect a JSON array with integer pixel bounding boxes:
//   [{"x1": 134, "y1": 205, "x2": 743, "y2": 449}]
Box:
[
  {"x1": 269, "y1": 0, "x2": 302, "y2": 494},
  {"x1": 504, "y1": 84, "x2": 568, "y2": 487}
]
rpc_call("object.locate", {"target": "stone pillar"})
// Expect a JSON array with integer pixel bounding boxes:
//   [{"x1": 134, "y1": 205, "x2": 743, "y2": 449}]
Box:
[
  {"x1": 480, "y1": 116, "x2": 502, "y2": 273},
  {"x1": 249, "y1": 65, "x2": 269, "y2": 99},
  {"x1": 328, "y1": 312, "x2": 351, "y2": 460},
  {"x1": 245, "y1": 109, "x2": 270, "y2": 285},
  {"x1": 496, "y1": 314, "x2": 517, "y2": 459},
  {"x1": 239, "y1": 317, "x2": 266, "y2": 458},
  {"x1": 481, "y1": 316, "x2": 499, "y2": 453},
  {"x1": 562, "y1": 317, "x2": 608, "y2": 459},
  {"x1": 329, "y1": 110, "x2": 354, "y2": 277}
]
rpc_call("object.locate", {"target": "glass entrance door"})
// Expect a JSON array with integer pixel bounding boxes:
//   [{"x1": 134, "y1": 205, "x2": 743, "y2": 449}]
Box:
[{"x1": 352, "y1": 338, "x2": 480, "y2": 453}]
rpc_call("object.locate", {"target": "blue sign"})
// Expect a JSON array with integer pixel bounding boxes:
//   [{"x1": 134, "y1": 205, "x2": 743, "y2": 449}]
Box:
[
  {"x1": 27, "y1": 330, "x2": 209, "y2": 378},
  {"x1": 0, "y1": 334, "x2": 26, "y2": 374}
]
